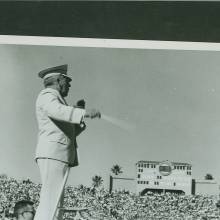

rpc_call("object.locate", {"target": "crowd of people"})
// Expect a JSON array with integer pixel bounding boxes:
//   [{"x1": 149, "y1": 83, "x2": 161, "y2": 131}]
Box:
[{"x1": 0, "y1": 175, "x2": 220, "y2": 220}]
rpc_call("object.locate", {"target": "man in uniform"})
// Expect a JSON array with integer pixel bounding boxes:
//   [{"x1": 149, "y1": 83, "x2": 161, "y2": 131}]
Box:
[{"x1": 34, "y1": 64, "x2": 101, "y2": 220}]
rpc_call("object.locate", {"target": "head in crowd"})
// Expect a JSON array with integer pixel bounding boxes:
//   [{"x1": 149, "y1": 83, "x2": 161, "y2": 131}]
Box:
[
  {"x1": 38, "y1": 64, "x2": 72, "y2": 97},
  {"x1": 13, "y1": 200, "x2": 35, "y2": 220}
]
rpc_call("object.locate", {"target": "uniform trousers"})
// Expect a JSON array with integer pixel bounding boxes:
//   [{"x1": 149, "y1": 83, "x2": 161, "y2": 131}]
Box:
[{"x1": 34, "y1": 158, "x2": 69, "y2": 220}]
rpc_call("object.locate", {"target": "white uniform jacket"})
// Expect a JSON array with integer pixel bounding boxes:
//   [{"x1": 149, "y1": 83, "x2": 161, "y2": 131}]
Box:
[{"x1": 35, "y1": 88, "x2": 86, "y2": 167}]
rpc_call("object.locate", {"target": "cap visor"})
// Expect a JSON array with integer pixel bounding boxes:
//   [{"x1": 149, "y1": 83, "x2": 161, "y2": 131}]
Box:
[{"x1": 62, "y1": 74, "x2": 72, "y2": 81}]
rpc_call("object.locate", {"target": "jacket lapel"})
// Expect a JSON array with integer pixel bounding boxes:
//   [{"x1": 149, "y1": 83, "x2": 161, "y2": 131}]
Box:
[{"x1": 46, "y1": 88, "x2": 67, "y2": 105}]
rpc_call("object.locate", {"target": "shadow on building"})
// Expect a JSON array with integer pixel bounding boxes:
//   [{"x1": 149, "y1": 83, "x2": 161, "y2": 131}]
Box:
[{"x1": 140, "y1": 188, "x2": 185, "y2": 196}]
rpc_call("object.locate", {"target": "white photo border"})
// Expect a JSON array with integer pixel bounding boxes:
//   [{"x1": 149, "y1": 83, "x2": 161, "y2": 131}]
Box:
[{"x1": 0, "y1": 35, "x2": 220, "y2": 51}]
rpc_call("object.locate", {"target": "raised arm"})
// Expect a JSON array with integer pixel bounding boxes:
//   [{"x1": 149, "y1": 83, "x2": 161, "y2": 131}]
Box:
[{"x1": 39, "y1": 91, "x2": 85, "y2": 124}]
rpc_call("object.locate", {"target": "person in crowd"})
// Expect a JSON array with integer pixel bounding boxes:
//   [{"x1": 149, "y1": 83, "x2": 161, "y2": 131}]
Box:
[{"x1": 13, "y1": 200, "x2": 35, "y2": 220}]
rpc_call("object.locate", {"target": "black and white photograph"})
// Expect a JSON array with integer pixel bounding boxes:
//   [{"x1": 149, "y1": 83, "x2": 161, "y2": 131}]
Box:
[{"x1": 0, "y1": 1, "x2": 220, "y2": 220}]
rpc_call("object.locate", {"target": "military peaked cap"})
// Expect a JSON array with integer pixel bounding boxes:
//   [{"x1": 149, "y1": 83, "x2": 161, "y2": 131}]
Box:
[{"x1": 38, "y1": 64, "x2": 72, "y2": 81}]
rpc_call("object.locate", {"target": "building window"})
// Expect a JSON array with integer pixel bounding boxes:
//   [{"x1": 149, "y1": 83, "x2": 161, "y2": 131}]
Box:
[
  {"x1": 183, "y1": 166, "x2": 185, "y2": 170},
  {"x1": 138, "y1": 174, "x2": 140, "y2": 178},
  {"x1": 147, "y1": 164, "x2": 149, "y2": 168},
  {"x1": 174, "y1": 182, "x2": 176, "y2": 186},
  {"x1": 187, "y1": 171, "x2": 191, "y2": 175},
  {"x1": 147, "y1": 181, "x2": 149, "y2": 184},
  {"x1": 144, "y1": 164, "x2": 146, "y2": 168}
]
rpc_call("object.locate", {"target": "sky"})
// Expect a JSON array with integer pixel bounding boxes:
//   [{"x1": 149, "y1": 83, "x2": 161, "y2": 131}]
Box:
[{"x1": 0, "y1": 44, "x2": 220, "y2": 194}]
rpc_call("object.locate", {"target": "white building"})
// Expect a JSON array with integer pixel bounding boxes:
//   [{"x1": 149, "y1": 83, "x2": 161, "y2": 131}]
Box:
[{"x1": 136, "y1": 160, "x2": 193, "y2": 195}]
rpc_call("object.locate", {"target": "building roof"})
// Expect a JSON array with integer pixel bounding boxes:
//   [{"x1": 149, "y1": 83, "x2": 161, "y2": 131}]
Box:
[{"x1": 136, "y1": 160, "x2": 192, "y2": 166}]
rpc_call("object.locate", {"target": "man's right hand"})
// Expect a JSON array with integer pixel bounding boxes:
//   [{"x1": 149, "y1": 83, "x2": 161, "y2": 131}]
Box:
[{"x1": 84, "y1": 109, "x2": 101, "y2": 119}]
